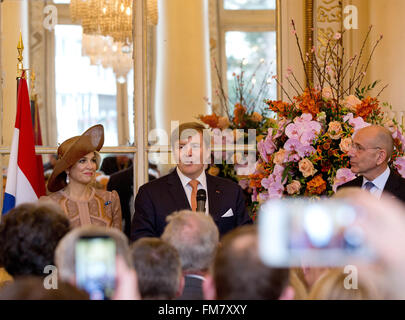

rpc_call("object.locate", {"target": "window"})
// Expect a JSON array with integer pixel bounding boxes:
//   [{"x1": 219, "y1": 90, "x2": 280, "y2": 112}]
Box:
[
  {"x1": 54, "y1": 25, "x2": 118, "y2": 145},
  {"x1": 225, "y1": 31, "x2": 277, "y2": 111},
  {"x1": 127, "y1": 68, "x2": 134, "y2": 145},
  {"x1": 224, "y1": 0, "x2": 275, "y2": 10},
  {"x1": 217, "y1": 0, "x2": 278, "y2": 110}
]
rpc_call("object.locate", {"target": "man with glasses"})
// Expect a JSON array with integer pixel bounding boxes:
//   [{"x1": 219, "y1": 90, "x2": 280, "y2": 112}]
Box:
[{"x1": 338, "y1": 125, "x2": 405, "y2": 202}]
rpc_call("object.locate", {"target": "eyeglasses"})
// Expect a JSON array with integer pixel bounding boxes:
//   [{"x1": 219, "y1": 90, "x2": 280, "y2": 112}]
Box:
[{"x1": 351, "y1": 143, "x2": 382, "y2": 152}]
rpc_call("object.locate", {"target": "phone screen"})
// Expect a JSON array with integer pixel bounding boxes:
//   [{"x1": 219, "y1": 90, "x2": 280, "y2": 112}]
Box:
[
  {"x1": 75, "y1": 236, "x2": 116, "y2": 300},
  {"x1": 258, "y1": 198, "x2": 374, "y2": 267}
]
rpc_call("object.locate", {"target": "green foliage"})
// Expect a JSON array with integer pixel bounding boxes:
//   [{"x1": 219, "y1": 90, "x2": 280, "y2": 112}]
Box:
[{"x1": 355, "y1": 80, "x2": 380, "y2": 100}]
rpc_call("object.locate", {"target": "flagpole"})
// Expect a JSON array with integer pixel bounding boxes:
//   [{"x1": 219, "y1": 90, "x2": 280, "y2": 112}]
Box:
[{"x1": 0, "y1": 34, "x2": 25, "y2": 216}]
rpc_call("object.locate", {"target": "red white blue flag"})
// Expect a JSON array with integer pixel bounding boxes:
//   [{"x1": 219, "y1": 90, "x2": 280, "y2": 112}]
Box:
[{"x1": 2, "y1": 77, "x2": 45, "y2": 214}]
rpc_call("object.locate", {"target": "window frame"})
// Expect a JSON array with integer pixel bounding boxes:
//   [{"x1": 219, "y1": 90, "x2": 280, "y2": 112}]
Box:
[{"x1": 216, "y1": 0, "x2": 281, "y2": 105}]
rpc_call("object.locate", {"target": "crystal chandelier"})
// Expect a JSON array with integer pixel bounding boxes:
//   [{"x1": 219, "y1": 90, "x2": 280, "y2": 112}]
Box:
[
  {"x1": 82, "y1": 34, "x2": 133, "y2": 83},
  {"x1": 70, "y1": 0, "x2": 158, "y2": 44}
]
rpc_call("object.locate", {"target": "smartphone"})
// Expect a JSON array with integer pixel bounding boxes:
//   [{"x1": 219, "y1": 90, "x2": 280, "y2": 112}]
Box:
[
  {"x1": 75, "y1": 236, "x2": 116, "y2": 300},
  {"x1": 258, "y1": 198, "x2": 374, "y2": 267}
]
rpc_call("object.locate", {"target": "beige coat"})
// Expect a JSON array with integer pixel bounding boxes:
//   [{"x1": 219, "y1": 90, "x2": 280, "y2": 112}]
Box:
[{"x1": 40, "y1": 188, "x2": 122, "y2": 230}]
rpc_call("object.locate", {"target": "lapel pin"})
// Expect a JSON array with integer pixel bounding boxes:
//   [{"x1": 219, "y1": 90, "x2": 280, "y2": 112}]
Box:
[{"x1": 216, "y1": 190, "x2": 221, "y2": 194}]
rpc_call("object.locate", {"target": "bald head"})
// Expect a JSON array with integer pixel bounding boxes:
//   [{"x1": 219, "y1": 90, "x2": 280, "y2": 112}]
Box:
[{"x1": 355, "y1": 125, "x2": 394, "y2": 162}]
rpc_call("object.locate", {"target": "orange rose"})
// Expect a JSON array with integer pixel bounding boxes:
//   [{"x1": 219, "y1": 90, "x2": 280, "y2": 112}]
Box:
[
  {"x1": 322, "y1": 87, "x2": 334, "y2": 100},
  {"x1": 286, "y1": 180, "x2": 301, "y2": 195},
  {"x1": 342, "y1": 95, "x2": 361, "y2": 113},
  {"x1": 299, "y1": 158, "x2": 317, "y2": 178},
  {"x1": 328, "y1": 121, "x2": 343, "y2": 140},
  {"x1": 273, "y1": 149, "x2": 287, "y2": 165},
  {"x1": 339, "y1": 137, "x2": 352, "y2": 153}
]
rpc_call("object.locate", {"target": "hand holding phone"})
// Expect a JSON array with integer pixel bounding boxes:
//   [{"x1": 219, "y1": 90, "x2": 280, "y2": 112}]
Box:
[
  {"x1": 75, "y1": 236, "x2": 116, "y2": 300},
  {"x1": 258, "y1": 198, "x2": 374, "y2": 267}
]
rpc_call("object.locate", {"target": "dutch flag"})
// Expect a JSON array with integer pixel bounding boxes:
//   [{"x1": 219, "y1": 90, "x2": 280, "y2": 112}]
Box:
[{"x1": 2, "y1": 77, "x2": 45, "y2": 215}]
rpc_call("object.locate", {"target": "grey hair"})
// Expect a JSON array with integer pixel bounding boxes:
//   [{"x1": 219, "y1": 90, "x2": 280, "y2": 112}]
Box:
[
  {"x1": 54, "y1": 225, "x2": 132, "y2": 282},
  {"x1": 161, "y1": 210, "x2": 219, "y2": 272}
]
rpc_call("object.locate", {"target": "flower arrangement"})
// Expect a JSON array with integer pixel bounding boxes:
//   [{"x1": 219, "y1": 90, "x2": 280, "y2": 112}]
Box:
[
  {"x1": 198, "y1": 61, "x2": 276, "y2": 217},
  {"x1": 198, "y1": 60, "x2": 275, "y2": 184},
  {"x1": 248, "y1": 21, "x2": 405, "y2": 216}
]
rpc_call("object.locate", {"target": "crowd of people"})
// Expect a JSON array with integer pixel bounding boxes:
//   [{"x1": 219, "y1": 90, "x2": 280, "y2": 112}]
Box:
[{"x1": 0, "y1": 122, "x2": 405, "y2": 300}]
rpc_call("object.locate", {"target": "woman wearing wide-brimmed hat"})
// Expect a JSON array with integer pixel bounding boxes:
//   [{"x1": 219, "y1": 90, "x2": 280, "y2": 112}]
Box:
[{"x1": 39, "y1": 125, "x2": 122, "y2": 230}]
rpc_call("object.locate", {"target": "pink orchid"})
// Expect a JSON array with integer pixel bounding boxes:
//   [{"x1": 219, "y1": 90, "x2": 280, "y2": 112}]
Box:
[
  {"x1": 393, "y1": 129, "x2": 405, "y2": 151},
  {"x1": 332, "y1": 168, "x2": 356, "y2": 193},
  {"x1": 268, "y1": 183, "x2": 284, "y2": 199},
  {"x1": 273, "y1": 164, "x2": 285, "y2": 177},
  {"x1": 252, "y1": 188, "x2": 258, "y2": 202},
  {"x1": 284, "y1": 138, "x2": 301, "y2": 153},
  {"x1": 235, "y1": 159, "x2": 257, "y2": 176},
  {"x1": 261, "y1": 177, "x2": 272, "y2": 189},
  {"x1": 257, "y1": 140, "x2": 269, "y2": 162},
  {"x1": 300, "y1": 131, "x2": 316, "y2": 146},
  {"x1": 285, "y1": 123, "x2": 300, "y2": 140},
  {"x1": 257, "y1": 130, "x2": 276, "y2": 162},
  {"x1": 343, "y1": 113, "x2": 371, "y2": 132},
  {"x1": 297, "y1": 113, "x2": 313, "y2": 123},
  {"x1": 297, "y1": 144, "x2": 316, "y2": 158},
  {"x1": 284, "y1": 138, "x2": 316, "y2": 158},
  {"x1": 394, "y1": 157, "x2": 405, "y2": 178},
  {"x1": 287, "y1": 153, "x2": 301, "y2": 162}
]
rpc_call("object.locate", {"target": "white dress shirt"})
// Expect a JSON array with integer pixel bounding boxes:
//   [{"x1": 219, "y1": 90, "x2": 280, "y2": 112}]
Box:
[
  {"x1": 361, "y1": 166, "x2": 390, "y2": 199},
  {"x1": 176, "y1": 167, "x2": 209, "y2": 215}
]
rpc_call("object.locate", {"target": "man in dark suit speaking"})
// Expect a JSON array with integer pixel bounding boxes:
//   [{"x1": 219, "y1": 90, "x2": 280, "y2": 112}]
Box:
[
  {"x1": 338, "y1": 125, "x2": 405, "y2": 202},
  {"x1": 130, "y1": 122, "x2": 252, "y2": 241}
]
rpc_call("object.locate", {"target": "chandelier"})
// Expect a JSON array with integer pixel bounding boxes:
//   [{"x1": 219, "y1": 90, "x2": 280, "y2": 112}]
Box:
[
  {"x1": 82, "y1": 34, "x2": 133, "y2": 83},
  {"x1": 70, "y1": 0, "x2": 158, "y2": 44}
]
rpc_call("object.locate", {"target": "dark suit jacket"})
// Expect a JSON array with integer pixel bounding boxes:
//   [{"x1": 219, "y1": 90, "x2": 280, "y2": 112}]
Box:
[
  {"x1": 107, "y1": 166, "x2": 155, "y2": 238},
  {"x1": 100, "y1": 156, "x2": 133, "y2": 176},
  {"x1": 107, "y1": 166, "x2": 134, "y2": 238},
  {"x1": 177, "y1": 275, "x2": 204, "y2": 300},
  {"x1": 130, "y1": 169, "x2": 252, "y2": 241},
  {"x1": 338, "y1": 171, "x2": 405, "y2": 203}
]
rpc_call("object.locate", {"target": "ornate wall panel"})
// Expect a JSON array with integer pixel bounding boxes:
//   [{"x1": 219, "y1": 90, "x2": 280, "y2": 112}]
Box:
[
  {"x1": 314, "y1": 0, "x2": 343, "y2": 76},
  {"x1": 208, "y1": 0, "x2": 221, "y2": 115},
  {"x1": 29, "y1": 0, "x2": 49, "y2": 144}
]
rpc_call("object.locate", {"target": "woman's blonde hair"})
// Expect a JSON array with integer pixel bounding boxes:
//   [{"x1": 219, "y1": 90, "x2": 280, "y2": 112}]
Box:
[
  {"x1": 289, "y1": 268, "x2": 308, "y2": 300},
  {"x1": 308, "y1": 268, "x2": 381, "y2": 300}
]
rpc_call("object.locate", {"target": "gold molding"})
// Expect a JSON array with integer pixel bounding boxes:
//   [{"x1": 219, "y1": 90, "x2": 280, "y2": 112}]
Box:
[
  {"x1": 276, "y1": 0, "x2": 282, "y2": 99},
  {"x1": 305, "y1": 0, "x2": 314, "y2": 86}
]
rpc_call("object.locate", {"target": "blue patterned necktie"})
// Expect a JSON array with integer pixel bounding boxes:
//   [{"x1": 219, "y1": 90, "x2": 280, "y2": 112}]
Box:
[{"x1": 363, "y1": 181, "x2": 375, "y2": 191}]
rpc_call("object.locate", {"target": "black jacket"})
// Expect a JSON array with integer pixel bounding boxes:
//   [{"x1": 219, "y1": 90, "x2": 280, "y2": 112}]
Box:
[
  {"x1": 338, "y1": 170, "x2": 405, "y2": 203},
  {"x1": 130, "y1": 169, "x2": 252, "y2": 242}
]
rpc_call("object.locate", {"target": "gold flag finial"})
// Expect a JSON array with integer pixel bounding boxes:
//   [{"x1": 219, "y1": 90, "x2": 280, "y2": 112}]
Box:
[{"x1": 17, "y1": 32, "x2": 24, "y2": 78}]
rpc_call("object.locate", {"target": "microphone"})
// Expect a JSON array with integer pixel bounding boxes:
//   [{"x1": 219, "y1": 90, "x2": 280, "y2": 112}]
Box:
[{"x1": 196, "y1": 189, "x2": 207, "y2": 213}]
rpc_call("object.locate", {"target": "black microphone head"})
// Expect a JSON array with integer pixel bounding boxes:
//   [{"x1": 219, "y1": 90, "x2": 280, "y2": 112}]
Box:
[{"x1": 196, "y1": 189, "x2": 207, "y2": 201}]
